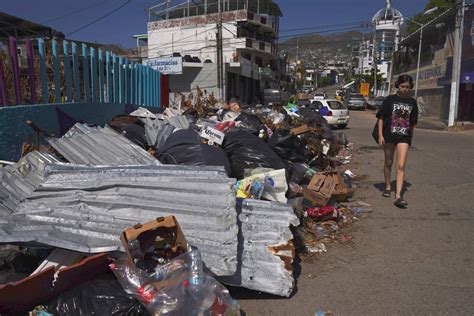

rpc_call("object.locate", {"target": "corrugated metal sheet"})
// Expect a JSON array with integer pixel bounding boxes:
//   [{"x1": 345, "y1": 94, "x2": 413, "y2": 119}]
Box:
[
  {"x1": 0, "y1": 153, "x2": 238, "y2": 276},
  {"x1": 48, "y1": 123, "x2": 161, "y2": 166},
  {"x1": 219, "y1": 199, "x2": 299, "y2": 297},
  {"x1": 0, "y1": 152, "x2": 300, "y2": 295}
]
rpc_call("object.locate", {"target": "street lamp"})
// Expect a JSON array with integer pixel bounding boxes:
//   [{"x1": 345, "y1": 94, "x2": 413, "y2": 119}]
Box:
[
  {"x1": 404, "y1": 7, "x2": 442, "y2": 99},
  {"x1": 404, "y1": 18, "x2": 423, "y2": 99}
]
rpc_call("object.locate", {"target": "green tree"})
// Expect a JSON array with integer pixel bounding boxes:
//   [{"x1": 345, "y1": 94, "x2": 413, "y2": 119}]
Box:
[
  {"x1": 407, "y1": 0, "x2": 456, "y2": 34},
  {"x1": 317, "y1": 76, "x2": 332, "y2": 87},
  {"x1": 352, "y1": 68, "x2": 385, "y2": 94}
]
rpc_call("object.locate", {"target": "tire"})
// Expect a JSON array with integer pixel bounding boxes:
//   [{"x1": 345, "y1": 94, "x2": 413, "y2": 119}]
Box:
[{"x1": 338, "y1": 124, "x2": 347, "y2": 129}]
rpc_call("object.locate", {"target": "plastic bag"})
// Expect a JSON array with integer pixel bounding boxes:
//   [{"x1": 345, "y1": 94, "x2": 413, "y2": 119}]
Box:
[
  {"x1": 235, "y1": 168, "x2": 288, "y2": 203},
  {"x1": 268, "y1": 131, "x2": 305, "y2": 162},
  {"x1": 110, "y1": 248, "x2": 240, "y2": 315},
  {"x1": 234, "y1": 112, "x2": 264, "y2": 135},
  {"x1": 111, "y1": 123, "x2": 148, "y2": 149},
  {"x1": 156, "y1": 128, "x2": 231, "y2": 175},
  {"x1": 47, "y1": 277, "x2": 147, "y2": 316},
  {"x1": 288, "y1": 163, "x2": 316, "y2": 185},
  {"x1": 223, "y1": 130, "x2": 285, "y2": 179}
]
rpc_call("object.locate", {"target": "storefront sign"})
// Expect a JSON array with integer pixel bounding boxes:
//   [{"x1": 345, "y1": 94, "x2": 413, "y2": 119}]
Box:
[
  {"x1": 360, "y1": 82, "x2": 370, "y2": 96},
  {"x1": 147, "y1": 57, "x2": 183, "y2": 74}
]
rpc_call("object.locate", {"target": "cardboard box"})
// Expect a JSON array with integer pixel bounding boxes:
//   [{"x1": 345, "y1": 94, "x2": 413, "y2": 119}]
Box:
[
  {"x1": 290, "y1": 124, "x2": 314, "y2": 135},
  {"x1": 120, "y1": 216, "x2": 189, "y2": 264},
  {"x1": 303, "y1": 172, "x2": 336, "y2": 206},
  {"x1": 326, "y1": 172, "x2": 356, "y2": 201}
]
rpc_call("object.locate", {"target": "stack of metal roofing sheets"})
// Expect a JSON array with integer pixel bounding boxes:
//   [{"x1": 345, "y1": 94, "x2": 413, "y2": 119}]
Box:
[
  {"x1": 219, "y1": 199, "x2": 299, "y2": 297},
  {"x1": 0, "y1": 153, "x2": 238, "y2": 276},
  {"x1": 0, "y1": 150, "x2": 299, "y2": 296},
  {"x1": 47, "y1": 124, "x2": 161, "y2": 166}
]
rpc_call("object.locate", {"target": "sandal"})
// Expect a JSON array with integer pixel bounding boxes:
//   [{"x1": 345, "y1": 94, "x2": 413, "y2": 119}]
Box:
[
  {"x1": 382, "y1": 189, "x2": 391, "y2": 198},
  {"x1": 394, "y1": 198, "x2": 408, "y2": 209}
]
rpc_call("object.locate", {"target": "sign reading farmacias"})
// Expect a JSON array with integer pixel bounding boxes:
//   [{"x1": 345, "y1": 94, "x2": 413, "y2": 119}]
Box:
[{"x1": 147, "y1": 57, "x2": 183, "y2": 74}]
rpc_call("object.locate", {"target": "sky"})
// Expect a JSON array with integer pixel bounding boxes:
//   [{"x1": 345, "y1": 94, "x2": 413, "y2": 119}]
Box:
[{"x1": 1, "y1": 0, "x2": 427, "y2": 48}]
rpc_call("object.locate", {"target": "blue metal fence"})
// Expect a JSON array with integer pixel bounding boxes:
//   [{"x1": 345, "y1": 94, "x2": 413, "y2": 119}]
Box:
[{"x1": 0, "y1": 36, "x2": 161, "y2": 107}]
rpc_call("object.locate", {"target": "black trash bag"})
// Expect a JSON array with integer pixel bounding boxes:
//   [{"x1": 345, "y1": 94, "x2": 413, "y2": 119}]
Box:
[
  {"x1": 222, "y1": 129, "x2": 285, "y2": 179},
  {"x1": 111, "y1": 124, "x2": 148, "y2": 149},
  {"x1": 268, "y1": 130, "x2": 305, "y2": 162},
  {"x1": 0, "y1": 247, "x2": 49, "y2": 284},
  {"x1": 235, "y1": 112, "x2": 264, "y2": 135},
  {"x1": 335, "y1": 132, "x2": 349, "y2": 146},
  {"x1": 297, "y1": 107, "x2": 322, "y2": 124},
  {"x1": 156, "y1": 128, "x2": 231, "y2": 175},
  {"x1": 47, "y1": 277, "x2": 147, "y2": 316},
  {"x1": 288, "y1": 162, "x2": 315, "y2": 185}
]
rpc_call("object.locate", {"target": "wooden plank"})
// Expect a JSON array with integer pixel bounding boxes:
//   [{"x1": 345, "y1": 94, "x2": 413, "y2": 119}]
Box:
[
  {"x1": 0, "y1": 53, "x2": 6, "y2": 106},
  {"x1": 124, "y1": 59, "x2": 129, "y2": 104},
  {"x1": 52, "y1": 39, "x2": 61, "y2": 103},
  {"x1": 62, "y1": 40, "x2": 72, "y2": 102},
  {"x1": 118, "y1": 56, "x2": 123, "y2": 103},
  {"x1": 8, "y1": 36, "x2": 21, "y2": 104},
  {"x1": 90, "y1": 46, "x2": 97, "y2": 102},
  {"x1": 82, "y1": 43, "x2": 90, "y2": 102},
  {"x1": 130, "y1": 62, "x2": 135, "y2": 105},
  {"x1": 105, "y1": 51, "x2": 111, "y2": 103},
  {"x1": 138, "y1": 64, "x2": 142, "y2": 105},
  {"x1": 37, "y1": 38, "x2": 48, "y2": 104},
  {"x1": 98, "y1": 49, "x2": 104, "y2": 102},
  {"x1": 25, "y1": 38, "x2": 37, "y2": 104},
  {"x1": 71, "y1": 41, "x2": 80, "y2": 102},
  {"x1": 112, "y1": 54, "x2": 117, "y2": 103}
]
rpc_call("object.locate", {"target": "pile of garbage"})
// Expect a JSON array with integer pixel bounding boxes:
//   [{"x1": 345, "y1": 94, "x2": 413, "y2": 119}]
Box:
[{"x1": 0, "y1": 99, "x2": 362, "y2": 314}]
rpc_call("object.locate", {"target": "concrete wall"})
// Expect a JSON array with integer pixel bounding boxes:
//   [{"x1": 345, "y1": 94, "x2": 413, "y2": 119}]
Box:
[
  {"x1": 147, "y1": 22, "x2": 241, "y2": 63},
  {"x1": 0, "y1": 102, "x2": 149, "y2": 162},
  {"x1": 168, "y1": 63, "x2": 219, "y2": 101}
]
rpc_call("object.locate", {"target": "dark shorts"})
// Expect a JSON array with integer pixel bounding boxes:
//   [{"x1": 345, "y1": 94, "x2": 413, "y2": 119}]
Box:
[
  {"x1": 384, "y1": 135, "x2": 413, "y2": 146},
  {"x1": 384, "y1": 135, "x2": 412, "y2": 146}
]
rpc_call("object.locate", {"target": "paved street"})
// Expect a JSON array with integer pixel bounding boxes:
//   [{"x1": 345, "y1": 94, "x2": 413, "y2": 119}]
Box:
[{"x1": 235, "y1": 110, "x2": 474, "y2": 315}]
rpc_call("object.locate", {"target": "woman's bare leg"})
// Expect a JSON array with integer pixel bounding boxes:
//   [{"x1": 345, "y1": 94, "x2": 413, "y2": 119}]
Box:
[
  {"x1": 395, "y1": 143, "x2": 409, "y2": 199},
  {"x1": 383, "y1": 144, "x2": 396, "y2": 191}
]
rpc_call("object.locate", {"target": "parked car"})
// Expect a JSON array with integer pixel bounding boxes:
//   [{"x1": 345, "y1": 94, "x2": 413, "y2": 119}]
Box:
[
  {"x1": 307, "y1": 99, "x2": 350, "y2": 129},
  {"x1": 301, "y1": 86, "x2": 313, "y2": 94},
  {"x1": 346, "y1": 93, "x2": 367, "y2": 110},
  {"x1": 367, "y1": 96, "x2": 385, "y2": 110},
  {"x1": 313, "y1": 92, "x2": 327, "y2": 100},
  {"x1": 263, "y1": 89, "x2": 284, "y2": 107}
]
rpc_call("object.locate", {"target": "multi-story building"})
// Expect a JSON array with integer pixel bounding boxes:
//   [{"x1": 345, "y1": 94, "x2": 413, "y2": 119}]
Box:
[{"x1": 145, "y1": 0, "x2": 282, "y2": 104}]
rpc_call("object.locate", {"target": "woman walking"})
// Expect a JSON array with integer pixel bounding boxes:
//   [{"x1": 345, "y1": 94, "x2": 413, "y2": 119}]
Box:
[{"x1": 376, "y1": 74, "x2": 418, "y2": 208}]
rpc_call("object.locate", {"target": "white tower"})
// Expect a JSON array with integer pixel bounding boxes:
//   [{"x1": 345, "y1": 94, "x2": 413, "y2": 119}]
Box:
[{"x1": 371, "y1": 0, "x2": 404, "y2": 88}]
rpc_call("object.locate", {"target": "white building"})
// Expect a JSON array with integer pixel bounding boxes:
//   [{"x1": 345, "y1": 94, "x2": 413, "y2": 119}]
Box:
[
  {"x1": 145, "y1": 0, "x2": 282, "y2": 104},
  {"x1": 356, "y1": 0, "x2": 403, "y2": 95}
]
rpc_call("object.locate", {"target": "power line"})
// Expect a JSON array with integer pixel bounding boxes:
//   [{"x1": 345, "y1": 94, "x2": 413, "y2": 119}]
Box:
[
  {"x1": 278, "y1": 25, "x2": 367, "y2": 40},
  {"x1": 279, "y1": 20, "x2": 371, "y2": 33},
  {"x1": 41, "y1": 0, "x2": 110, "y2": 23},
  {"x1": 66, "y1": 0, "x2": 131, "y2": 36}
]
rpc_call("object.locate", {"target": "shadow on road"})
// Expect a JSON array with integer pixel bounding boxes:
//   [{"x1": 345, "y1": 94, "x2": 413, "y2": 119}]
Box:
[{"x1": 373, "y1": 181, "x2": 412, "y2": 197}]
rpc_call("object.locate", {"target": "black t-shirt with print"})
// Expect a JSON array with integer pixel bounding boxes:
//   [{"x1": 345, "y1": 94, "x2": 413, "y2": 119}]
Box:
[{"x1": 376, "y1": 94, "x2": 418, "y2": 145}]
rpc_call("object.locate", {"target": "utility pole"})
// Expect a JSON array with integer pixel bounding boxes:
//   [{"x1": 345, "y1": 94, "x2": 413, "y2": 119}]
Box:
[
  {"x1": 216, "y1": 0, "x2": 224, "y2": 100},
  {"x1": 448, "y1": 0, "x2": 465, "y2": 127},
  {"x1": 373, "y1": 29, "x2": 378, "y2": 97}
]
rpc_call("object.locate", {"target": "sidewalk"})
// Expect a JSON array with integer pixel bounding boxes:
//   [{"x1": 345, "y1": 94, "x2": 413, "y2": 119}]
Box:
[{"x1": 416, "y1": 116, "x2": 447, "y2": 131}]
